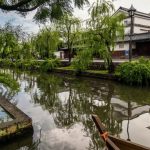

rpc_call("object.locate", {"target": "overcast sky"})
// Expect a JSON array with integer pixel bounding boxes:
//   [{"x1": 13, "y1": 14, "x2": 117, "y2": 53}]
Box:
[{"x1": 1, "y1": 0, "x2": 150, "y2": 34}]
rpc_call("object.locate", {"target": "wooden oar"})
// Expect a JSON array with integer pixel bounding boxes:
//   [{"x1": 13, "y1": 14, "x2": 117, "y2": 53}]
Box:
[{"x1": 92, "y1": 114, "x2": 120, "y2": 150}]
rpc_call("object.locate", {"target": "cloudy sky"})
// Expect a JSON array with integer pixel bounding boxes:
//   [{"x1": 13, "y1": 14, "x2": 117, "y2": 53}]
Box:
[{"x1": 1, "y1": 0, "x2": 150, "y2": 34}]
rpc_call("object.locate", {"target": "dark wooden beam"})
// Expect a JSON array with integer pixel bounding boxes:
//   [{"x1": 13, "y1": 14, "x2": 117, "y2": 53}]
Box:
[
  {"x1": 92, "y1": 114, "x2": 150, "y2": 150},
  {"x1": 92, "y1": 115, "x2": 120, "y2": 150}
]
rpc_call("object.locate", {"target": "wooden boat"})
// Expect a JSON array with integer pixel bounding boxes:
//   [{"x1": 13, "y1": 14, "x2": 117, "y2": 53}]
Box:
[{"x1": 92, "y1": 115, "x2": 150, "y2": 150}]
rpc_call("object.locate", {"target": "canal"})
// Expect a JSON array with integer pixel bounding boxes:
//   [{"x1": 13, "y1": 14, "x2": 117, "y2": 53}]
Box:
[{"x1": 0, "y1": 69, "x2": 150, "y2": 150}]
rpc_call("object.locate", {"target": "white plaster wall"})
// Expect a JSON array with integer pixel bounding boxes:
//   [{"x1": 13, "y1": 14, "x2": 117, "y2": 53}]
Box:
[
  {"x1": 134, "y1": 26, "x2": 150, "y2": 34},
  {"x1": 124, "y1": 16, "x2": 150, "y2": 34},
  {"x1": 125, "y1": 27, "x2": 130, "y2": 34},
  {"x1": 133, "y1": 16, "x2": 150, "y2": 33},
  {"x1": 134, "y1": 16, "x2": 150, "y2": 26},
  {"x1": 114, "y1": 42, "x2": 129, "y2": 51},
  {"x1": 54, "y1": 51, "x2": 64, "y2": 59},
  {"x1": 124, "y1": 18, "x2": 131, "y2": 25},
  {"x1": 114, "y1": 42, "x2": 136, "y2": 51}
]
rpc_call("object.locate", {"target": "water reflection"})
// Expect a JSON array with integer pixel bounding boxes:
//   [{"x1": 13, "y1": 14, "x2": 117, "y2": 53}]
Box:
[
  {"x1": 0, "y1": 106, "x2": 13, "y2": 123},
  {"x1": 0, "y1": 69, "x2": 150, "y2": 149}
]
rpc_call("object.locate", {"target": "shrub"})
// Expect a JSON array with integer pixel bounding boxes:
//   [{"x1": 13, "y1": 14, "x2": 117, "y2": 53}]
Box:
[
  {"x1": 40, "y1": 59, "x2": 60, "y2": 72},
  {"x1": 72, "y1": 49, "x2": 92, "y2": 73},
  {"x1": 12, "y1": 59, "x2": 42, "y2": 70},
  {"x1": 0, "y1": 59, "x2": 60, "y2": 72},
  {"x1": 0, "y1": 59, "x2": 13, "y2": 67},
  {"x1": 117, "y1": 58, "x2": 150, "y2": 86}
]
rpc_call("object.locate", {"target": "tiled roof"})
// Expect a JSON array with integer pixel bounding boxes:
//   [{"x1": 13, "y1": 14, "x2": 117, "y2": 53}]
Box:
[{"x1": 115, "y1": 6, "x2": 150, "y2": 18}]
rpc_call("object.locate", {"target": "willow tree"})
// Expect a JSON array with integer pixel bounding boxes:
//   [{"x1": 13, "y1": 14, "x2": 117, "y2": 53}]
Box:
[
  {"x1": 0, "y1": 22, "x2": 24, "y2": 60},
  {"x1": 0, "y1": 0, "x2": 89, "y2": 22},
  {"x1": 90, "y1": 0, "x2": 124, "y2": 72},
  {"x1": 21, "y1": 40, "x2": 34, "y2": 59},
  {"x1": 56, "y1": 14, "x2": 81, "y2": 62},
  {"x1": 74, "y1": 0, "x2": 125, "y2": 73},
  {"x1": 33, "y1": 27, "x2": 60, "y2": 59}
]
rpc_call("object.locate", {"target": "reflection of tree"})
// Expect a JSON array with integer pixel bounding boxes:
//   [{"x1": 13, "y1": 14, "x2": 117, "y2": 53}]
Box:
[
  {"x1": 1, "y1": 69, "x2": 139, "y2": 150},
  {"x1": 33, "y1": 75, "x2": 122, "y2": 149},
  {"x1": 0, "y1": 132, "x2": 33, "y2": 150},
  {"x1": 114, "y1": 83, "x2": 150, "y2": 105},
  {"x1": 34, "y1": 74, "x2": 62, "y2": 113},
  {"x1": 25, "y1": 129, "x2": 42, "y2": 150},
  {"x1": 0, "y1": 69, "x2": 19, "y2": 100}
]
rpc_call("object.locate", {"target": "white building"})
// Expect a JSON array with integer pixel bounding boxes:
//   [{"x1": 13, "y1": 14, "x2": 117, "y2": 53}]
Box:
[{"x1": 113, "y1": 6, "x2": 150, "y2": 58}]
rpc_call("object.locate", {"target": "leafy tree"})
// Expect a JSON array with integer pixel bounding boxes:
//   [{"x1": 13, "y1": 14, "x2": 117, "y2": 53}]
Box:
[
  {"x1": 56, "y1": 14, "x2": 81, "y2": 62},
  {"x1": 21, "y1": 41, "x2": 33, "y2": 59},
  {"x1": 0, "y1": 22, "x2": 25, "y2": 60},
  {"x1": 0, "y1": 0, "x2": 89, "y2": 22},
  {"x1": 89, "y1": 0, "x2": 124, "y2": 72},
  {"x1": 33, "y1": 27, "x2": 60, "y2": 59},
  {"x1": 74, "y1": 0, "x2": 124, "y2": 73}
]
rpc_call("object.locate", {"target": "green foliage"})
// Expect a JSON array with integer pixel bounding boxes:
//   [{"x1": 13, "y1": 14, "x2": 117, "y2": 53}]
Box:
[
  {"x1": 32, "y1": 27, "x2": 60, "y2": 59},
  {"x1": 0, "y1": 59, "x2": 40, "y2": 69},
  {"x1": 72, "y1": 49, "x2": 92, "y2": 72},
  {"x1": 0, "y1": 73, "x2": 19, "y2": 91},
  {"x1": 0, "y1": 59, "x2": 60, "y2": 72},
  {"x1": 0, "y1": 22, "x2": 29, "y2": 60},
  {"x1": 40, "y1": 59, "x2": 60, "y2": 72},
  {"x1": 0, "y1": 59, "x2": 13, "y2": 67},
  {"x1": 21, "y1": 42, "x2": 34, "y2": 60},
  {"x1": 87, "y1": 70, "x2": 108, "y2": 75},
  {"x1": 0, "y1": 22, "x2": 60, "y2": 61},
  {"x1": 56, "y1": 14, "x2": 81, "y2": 62},
  {"x1": 74, "y1": 0, "x2": 125, "y2": 72},
  {"x1": 117, "y1": 58, "x2": 150, "y2": 86},
  {"x1": 14, "y1": 59, "x2": 41, "y2": 70},
  {"x1": 0, "y1": 0, "x2": 88, "y2": 23}
]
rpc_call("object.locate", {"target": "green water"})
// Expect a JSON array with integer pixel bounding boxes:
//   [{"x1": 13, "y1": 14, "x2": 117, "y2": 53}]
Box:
[{"x1": 0, "y1": 69, "x2": 150, "y2": 150}]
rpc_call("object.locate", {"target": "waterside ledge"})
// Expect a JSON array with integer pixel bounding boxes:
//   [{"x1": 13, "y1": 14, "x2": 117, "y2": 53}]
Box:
[
  {"x1": 0, "y1": 97, "x2": 33, "y2": 142},
  {"x1": 54, "y1": 68, "x2": 119, "y2": 80}
]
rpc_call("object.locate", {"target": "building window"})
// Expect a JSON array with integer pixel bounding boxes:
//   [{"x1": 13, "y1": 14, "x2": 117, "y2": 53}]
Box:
[{"x1": 119, "y1": 43, "x2": 124, "y2": 48}]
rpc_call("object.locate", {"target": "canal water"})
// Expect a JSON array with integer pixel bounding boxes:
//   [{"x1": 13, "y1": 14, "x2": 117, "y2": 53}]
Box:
[
  {"x1": 0, "y1": 106, "x2": 13, "y2": 123},
  {"x1": 0, "y1": 69, "x2": 150, "y2": 150}
]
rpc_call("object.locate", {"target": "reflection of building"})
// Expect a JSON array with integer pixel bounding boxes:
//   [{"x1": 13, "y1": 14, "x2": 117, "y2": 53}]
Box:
[
  {"x1": 114, "y1": 6, "x2": 150, "y2": 58},
  {"x1": 111, "y1": 98, "x2": 150, "y2": 121}
]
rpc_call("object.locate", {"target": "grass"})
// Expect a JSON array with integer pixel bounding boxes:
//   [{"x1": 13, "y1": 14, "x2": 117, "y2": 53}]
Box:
[
  {"x1": 56, "y1": 66, "x2": 118, "y2": 75},
  {"x1": 57, "y1": 66, "x2": 74, "y2": 71},
  {"x1": 86, "y1": 70, "x2": 109, "y2": 74}
]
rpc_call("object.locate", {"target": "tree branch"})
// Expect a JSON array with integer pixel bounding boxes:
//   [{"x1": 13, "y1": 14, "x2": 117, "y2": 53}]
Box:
[
  {"x1": 0, "y1": 0, "x2": 33, "y2": 11},
  {"x1": 15, "y1": 4, "x2": 41, "y2": 12}
]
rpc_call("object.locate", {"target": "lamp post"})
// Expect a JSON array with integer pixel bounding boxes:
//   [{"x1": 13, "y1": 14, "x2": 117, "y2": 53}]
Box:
[{"x1": 128, "y1": 5, "x2": 136, "y2": 62}]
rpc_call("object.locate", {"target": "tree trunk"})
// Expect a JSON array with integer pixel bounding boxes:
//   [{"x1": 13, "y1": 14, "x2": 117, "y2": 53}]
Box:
[
  {"x1": 68, "y1": 48, "x2": 72, "y2": 63},
  {"x1": 106, "y1": 44, "x2": 114, "y2": 73},
  {"x1": 108, "y1": 59, "x2": 115, "y2": 73}
]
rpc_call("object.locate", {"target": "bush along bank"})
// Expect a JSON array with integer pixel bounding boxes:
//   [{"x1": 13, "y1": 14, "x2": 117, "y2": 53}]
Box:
[
  {"x1": 0, "y1": 59, "x2": 119, "y2": 80},
  {"x1": 1, "y1": 58, "x2": 150, "y2": 87},
  {"x1": 117, "y1": 58, "x2": 150, "y2": 86},
  {"x1": 0, "y1": 59, "x2": 60, "y2": 72}
]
